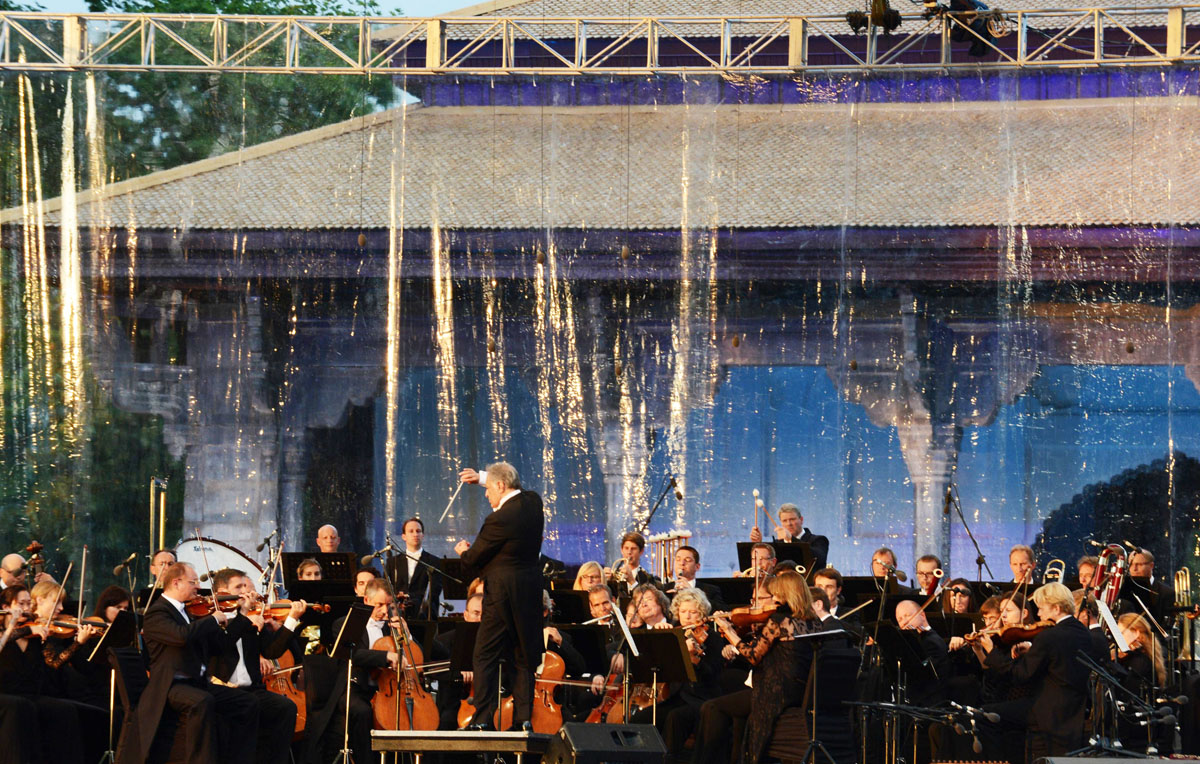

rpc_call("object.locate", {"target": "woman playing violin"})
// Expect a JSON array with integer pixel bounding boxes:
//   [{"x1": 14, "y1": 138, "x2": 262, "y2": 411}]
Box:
[
  {"x1": 1115, "y1": 612, "x2": 1166, "y2": 752},
  {"x1": 712, "y1": 570, "x2": 819, "y2": 764},
  {"x1": 658, "y1": 589, "x2": 728, "y2": 761},
  {"x1": 0, "y1": 585, "x2": 92, "y2": 764}
]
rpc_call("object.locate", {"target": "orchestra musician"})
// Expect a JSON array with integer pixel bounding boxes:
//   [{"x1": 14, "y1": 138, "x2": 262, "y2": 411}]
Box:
[
  {"x1": 572, "y1": 561, "x2": 605, "y2": 591},
  {"x1": 315, "y1": 525, "x2": 341, "y2": 553},
  {"x1": 1126, "y1": 548, "x2": 1174, "y2": 626},
  {"x1": 354, "y1": 566, "x2": 379, "y2": 598},
  {"x1": 0, "y1": 585, "x2": 91, "y2": 764},
  {"x1": 135, "y1": 548, "x2": 176, "y2": 609},
  {"x1": 626, "y1": 584, "x2": 673, "y2": 630},
  {"x1": 454, "y1": 462, "x2": 545, "y2": 732},
  {"x1": 308, "y1": 577, "x2": 400, "y2": 763},
  {"x1": 1077, "y1": 555, "x2": 1099, "y2": 591},
  {"x1": 207, "y1": 568, "x2": 304, "y2": 764},
  {"x1": 660, "y1": 588, "x2": 727, "y2": 763},
  {"x1": 605, "y1": 532, "x2": 660, "y2": 597},
  {"x1": 0, "y1": 552, "x2": 52, "y2": 590},
  {"x1": 296, "y1": 558, "x2": 322, "y2": 581},
  {"x1": 134, "y1": 562, "x2": 258, "y2": 764},
  {"x1": 942, "y1": 577, "x2": 975, "y2": 614},
  {"x1": 914, "y1": 555, "x2": 943, "y2": 597},
  {"x1": 1114, "y1": 612, "x2": 1167, "y2": 752},
  {"x1": 713, "y1": 570, "x2": 819, "y2": 764},
  {"x1": 1009, "y1": 544, "x2": 1036, "y2": 584},
  {"x1": 978, "y1": 582, "x2": 1101, "y2": 761},
  {"x1": 1072, "y1": 589, "x2": 1110, "y2": 661},
  {"x1": 748, "y1": 504, "x2": 829, "y2": 571},
  {"x1": 894, "y1": 600, "x2": 950, "y2": 706},
  {"x1": 385, "y1": 517, "x2": 443, "y2": 620},
  {"x1": 669, "y1": 546, "x2": 725, "y2": 611},
  {"x1": 736, "y1": 543, "x2": 776, "y2": 579}
]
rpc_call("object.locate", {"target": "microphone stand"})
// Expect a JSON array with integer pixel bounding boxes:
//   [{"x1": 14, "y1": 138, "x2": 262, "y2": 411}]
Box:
[
  {"x1": 946, "y1": 480, "x2": 993, "y2": 581},
  {"x1": 636, "y1": 477, "x2": 678, "y2": 535}
]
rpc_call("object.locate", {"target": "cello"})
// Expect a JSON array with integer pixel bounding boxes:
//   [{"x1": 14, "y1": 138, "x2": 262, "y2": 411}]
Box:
[
  {"x1": 496, "y1": 650, "x2": 565, "y2": 733},
  {"x1": 371, "y1": 603, "x2": 439, "y2": 731},
  {"x1": 265, "y1": 651, "x2": 307, "y2": 740}
]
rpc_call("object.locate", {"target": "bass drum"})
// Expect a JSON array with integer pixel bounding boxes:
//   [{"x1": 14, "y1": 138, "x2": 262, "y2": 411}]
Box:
[{"x1": 175, "y1": 537, "x2": 264, "y2": 580}]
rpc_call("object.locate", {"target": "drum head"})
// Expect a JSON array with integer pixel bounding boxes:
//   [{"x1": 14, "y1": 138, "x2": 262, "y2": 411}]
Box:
[{"x1": 176, "y1": 537, "x2": 264, "y2": 579}]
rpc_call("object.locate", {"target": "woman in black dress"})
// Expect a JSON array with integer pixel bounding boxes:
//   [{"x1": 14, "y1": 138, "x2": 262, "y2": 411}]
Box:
[
  {"x1": 713, "y1": 569, "x2": 819, "y2": 764},
  {"x1": 1115, "y1": 612, "x2": 1166, "y2": 752}
]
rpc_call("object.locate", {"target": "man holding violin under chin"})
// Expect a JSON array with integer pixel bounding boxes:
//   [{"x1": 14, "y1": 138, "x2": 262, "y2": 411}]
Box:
[
  {"x1": 977, "y1": 582, "x2": 1103, "y2": 762},
  {"x1": 207, "y1": 567, "x2": 306, "y2": 764},
  {"x1": 131, "y1": 562, "x2": 258, "y2": 764}
]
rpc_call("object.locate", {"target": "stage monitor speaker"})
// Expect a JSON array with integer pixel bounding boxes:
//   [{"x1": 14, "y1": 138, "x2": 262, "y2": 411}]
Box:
[{"x1": 544, "y1": 723, "x2": 666, "y2": 764}]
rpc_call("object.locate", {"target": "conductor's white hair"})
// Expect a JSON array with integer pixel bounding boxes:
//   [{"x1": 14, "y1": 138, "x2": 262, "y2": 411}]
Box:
[{"x1": 487, "y1": 461, "x2": 521, "y2": 490}]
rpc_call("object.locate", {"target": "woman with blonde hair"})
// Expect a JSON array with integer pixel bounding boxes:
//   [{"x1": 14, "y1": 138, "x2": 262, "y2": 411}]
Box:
[
  {"x1": 1115, "y1": 612, "x2": 1166, "y2": 751},
  {"x1": 712, "y1": 569, "x2": 818, "y2": 763},
  {"x1": 573, "y1": 561, "x2": 605, "y2": 591}
]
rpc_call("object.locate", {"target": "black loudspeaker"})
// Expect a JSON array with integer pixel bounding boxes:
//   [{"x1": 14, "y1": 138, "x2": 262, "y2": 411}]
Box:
[{"x1": 543, "y1": 723, "x2": 667, "y2": 764}]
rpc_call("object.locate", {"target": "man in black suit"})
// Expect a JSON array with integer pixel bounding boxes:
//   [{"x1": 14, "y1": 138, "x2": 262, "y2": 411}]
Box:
[
  {"x1": 385, "y1": 517, "x2": 443, "y2": 620},
  {"x1": 668, "y1": 545, "x2": 725, "y2": 611},
  {"x1": 983, "y1": 582, "x2": 1099, "y2": 760},
  {"x1": 129, "y1": 562, "x2": 258, "y2": 764},
  {"x1": 308, "y1": 578, "x2": 401, "y2": 762},
  {"x1": 1127, "y1": 548, "x2": 1175, "y2": 628},
  {"x1": 454, "y1": 461, "x2": 544, "y2": 731},
  {"x1": 749, "y1": 503, "x2": 829, "y2": 571},
  {"x1": 208, "y1": 568, "x2": 303, "y2": 764}
]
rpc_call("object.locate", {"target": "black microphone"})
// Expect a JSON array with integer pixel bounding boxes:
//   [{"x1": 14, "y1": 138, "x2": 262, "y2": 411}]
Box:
[
  {"x1": 883, "y1": 563, "x2": 907, "y2": 582},
  {"x1": 671, "y1": 477, "x2": 683, "y2": 501},
  {"x1": 1123, "y1": 539, "x2": 1140, "y2": 552},
  {"x1": 1160, "y1": 714, "x2": 1177, "y2": 727},
  {"x1": 983, "y1": 711, "x2": 1000, "y2": 723},
  {"x1": 972, "y1": 737, "x2": 983, "y2": 754},
  {"x1": 943, "y1": 484, "x2": 953, "y2": 515},
  {"x1": 1160, "y1": 695, "x2": 1189, "y2": 705},
  {"x1": 199, "y1": 571, "x2": 210, "y2": 583},
  {"x1": 112, "y1": 552, "x2": 137, "y2": 576},
  {"x1": 256, "y1": 529, "x2": 278, "y2": 552},
  {"x1": 439, "y1": 601, "x2": 453, "y2": 612},
  {"x1": 360, "y1": 542, "x2": 394, "y2": 567}
]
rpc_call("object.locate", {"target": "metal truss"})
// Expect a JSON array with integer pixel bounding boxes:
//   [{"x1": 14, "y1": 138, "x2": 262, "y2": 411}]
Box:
[{"x1": 0, "y1": 7, "x2": 1198, "y2": 75}]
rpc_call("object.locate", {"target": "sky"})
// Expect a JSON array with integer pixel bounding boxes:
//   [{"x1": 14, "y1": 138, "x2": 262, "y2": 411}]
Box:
[{"x1": 36, "y1": 0, "x2": 472, "y2": 15}]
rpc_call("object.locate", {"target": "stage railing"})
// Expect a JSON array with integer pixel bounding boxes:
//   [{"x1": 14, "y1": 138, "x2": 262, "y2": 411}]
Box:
[{"x1": 0, "y1": 7, "x2": 1198, "y2": 75}]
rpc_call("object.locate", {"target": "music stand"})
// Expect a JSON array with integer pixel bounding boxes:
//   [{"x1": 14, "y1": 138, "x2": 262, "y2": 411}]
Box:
[
  {"x1": 330, "y1": 604, "x2": 373, "y2": 764},
  {"x1": 553, "y1": 625, "x2": 610, "y2": 677},
  {"x1": 625, "y1": 630, "x2": 696, "y2": 726},
  {"x1": 923, "y1": 612, "x2": 983, "y2": 642},
  {"x1": 548, "y1": 590, "x2": 591, "y2": 625},
  {"x1": 282, "y1": 552, "x2": 358, "y2": 587},
  {"x1": 795, "y1": 629, "x2": 849, "y2": 764},
  {"x1": 93, "y1": 610, "x2": 137, "y2": 764}
]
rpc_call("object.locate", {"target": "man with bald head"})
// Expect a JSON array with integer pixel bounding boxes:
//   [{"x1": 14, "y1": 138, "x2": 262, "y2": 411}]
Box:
[
  {"x1": 895, "y1": 598, "x2": 949, "y2": 706},
  {"x1": 315, "y1": 525, "x2": 340, "y2": 553},
  {"x1": 0, "y1": 553, "x2": 50, "y2": 589}
]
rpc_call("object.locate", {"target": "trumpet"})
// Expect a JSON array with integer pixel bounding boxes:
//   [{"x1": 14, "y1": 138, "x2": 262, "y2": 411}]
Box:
[
  {"x1": 1043, "y1": 558, "x2": 1066, "y2": 584},
  {"x1": 1176, "y1": 567, "x2": 1193, "y2": 661},
  {"x1": 610, "y1": 558, "x2": 629, "y2": 584}
]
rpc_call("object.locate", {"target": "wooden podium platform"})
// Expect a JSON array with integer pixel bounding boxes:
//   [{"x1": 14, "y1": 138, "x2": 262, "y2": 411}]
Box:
[{"x1": 372, "y1": 730, "x2": 552, "y2": 764}]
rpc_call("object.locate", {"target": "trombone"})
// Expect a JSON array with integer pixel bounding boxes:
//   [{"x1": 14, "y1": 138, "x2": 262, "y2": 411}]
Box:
[{"x1": 1043, "y1": 558, "x2": 1066, "y2": 584}]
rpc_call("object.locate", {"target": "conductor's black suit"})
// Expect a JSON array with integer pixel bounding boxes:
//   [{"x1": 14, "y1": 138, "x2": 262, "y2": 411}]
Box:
[{"x1": 460, "y1": 489, "x2": 544, "y2": 728}]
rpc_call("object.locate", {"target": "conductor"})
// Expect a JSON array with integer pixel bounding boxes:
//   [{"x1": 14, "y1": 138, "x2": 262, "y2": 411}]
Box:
[{"x1": 454, "y1": 462, "x2": 545, "y2": 731}]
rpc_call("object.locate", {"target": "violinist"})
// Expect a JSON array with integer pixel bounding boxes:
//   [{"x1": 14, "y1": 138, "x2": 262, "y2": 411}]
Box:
[
  {"x1": 137, "y1": 562, "x2": 258, "y2": 764},
  {"x1": 0, "y1": 585, "x2": 90, "y2": 764},
  {"x1": 207, "y1": 568, "x2": 304, "y2": 764},
  {"x1": 385, "y1": 517, "x2": 443, "y2": 620},
  {"x1": 572, "y1": 561, "x2": 606, "y2": 591},
  {"x1": 605, "y1": 532, "x2": 660, "y2": 597},
  {"x1": 657, "y1": 589, "x2": 726, "y2": 763},
  {"x1": 712, "y1": 570, "x2": 819, "y2": 764},
  {"x1": 978, "y1": 582, "x2": 1099, "y2": 761},
  {"x1": 31, "y1": 580, "x2": 103, "y2": 673},
  {"x1": 1114, "y1": 612, "x2": 1167, "y2": 752},
  {"x1": 70, "y1": 585, "x2": 134, "y2": 709},
  {"x1": 136, "y1": 548, "x2": 176, "y2": 610},
  {"x1": 894, "y1": 600, "x2": 950, "y2": 706}
]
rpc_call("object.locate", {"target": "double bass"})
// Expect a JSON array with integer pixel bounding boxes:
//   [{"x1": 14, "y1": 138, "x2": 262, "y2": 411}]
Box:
[{"x1": 371, "y1": 606, "x2": 438, "y2": 731}]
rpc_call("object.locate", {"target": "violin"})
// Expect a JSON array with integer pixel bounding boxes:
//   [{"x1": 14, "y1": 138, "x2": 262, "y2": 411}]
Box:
[
  {"x1": 25, "y1": 540, "x2": 46, "y2": 581},
  {"x1": 713, "y1": 605, "x2": 778, "y2": 632},
  {"x1": 250, "y1": 600, "x2": 329, "y2": 618},
  {"x1": 47, "y1": 615, "x2": 107, "y2": 637},
  {"x1": 184, "y1": 594, "x2": 242, "y2": 618},
  {"x1": 997, "y1": 620, "x2": 1057, "y2": 645},
  {"x1": 683, "y1": 622, "x2": 709, "y2": 663}
]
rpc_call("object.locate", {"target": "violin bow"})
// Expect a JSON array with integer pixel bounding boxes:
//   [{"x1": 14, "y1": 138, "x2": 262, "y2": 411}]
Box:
[
  {"x1": 76, "y1": 545, "x2": 88, "y2": 621},
  {"x1": 45, "y1": 561, "x2": 74, "y2": 629},
  {"x1": 193, "y1": 528, "x2": 218, "y2": 612}
]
